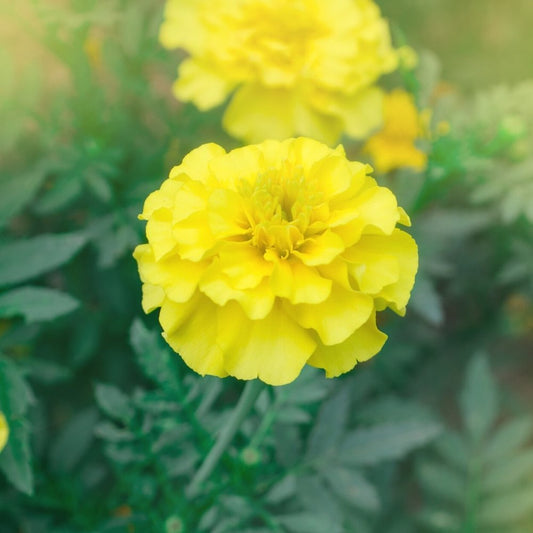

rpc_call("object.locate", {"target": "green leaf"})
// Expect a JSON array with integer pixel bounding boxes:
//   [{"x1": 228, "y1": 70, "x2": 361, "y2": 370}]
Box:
[
  {"x1": 0, "y1": 165, "x2": 49, "y2": 228},
  {"x1": 277, "y1": 513, "x2": 343, "y2": 533},
  {"x1": 340, "y1": 419, "x2": 441, "y2": 465},
  {"x1": 94, "y1": 421, "x2": 135, "y2": 442},
  {"x1": 95, "y1": 383, "x2": 134, "y2": 424},
  {"x1": 0, "y1": 232, "x2": 86, "y2": 287},
  {"x1": 418, "y1": 508, "x2": 461, "y2": 532},
  {"x1": 0, "y1": 418, "x2": 33, "y2": 494},
  {"x1": 320, "y1": 466, "x2": 380, "y2": 512},
  {"x1": 306, "y1": 384, "x2": 350, "y2": 458},
  {"x1": 483, "y1": 417, "x2": 533, "y2": 463},
  {"x1": 433, "y1": 431, "x2": 469, "y2": 471},
  {"x1": 460, "y1": 354, "x2": 498, "y2": 443},
  {"x1": 48, "y1": 408, "x2": 99, "y2": 473},
  {"x1": 0, "y1": 286, "x2": 79, "y2": 322},
  {"x1": 34, "y1": 172, "x2": 84, "y2": 215},
  {"x1": 417, "y1": 460, "x2": 465, "y2": 504},
  {"x1": 479, "y1": 484, "x2": 533, "y2": 526},
  {"x1": 265, "y1": 474, "x2": 297, "y2": 504},
  {"x1": 130, "y1": 318, "x2": 179, "y2": 389},
  {"x1": 483, "y1": 449, "x2": 533, "y2": 492},
  {"x1": 275, "y1": 405, "x2": 311, "y2": 424},
  {"x1": 295, "y1": 474, "x2": 341, "y2": 521},
  {"x1": 0, "y1": 356, "x2": 34, "y2": 419},
  {"x1": 409, "y1": 275, "x2": 444, "y2": 326}
]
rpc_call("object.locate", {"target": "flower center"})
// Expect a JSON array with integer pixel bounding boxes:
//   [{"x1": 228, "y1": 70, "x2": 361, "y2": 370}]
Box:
[{"x1": 239, "y1": 161, "x2": 326, "y2": 259}]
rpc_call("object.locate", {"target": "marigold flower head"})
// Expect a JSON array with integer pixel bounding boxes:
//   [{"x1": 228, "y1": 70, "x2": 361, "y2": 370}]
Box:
[
  {"x1": 0, "y1": 412, "x2": 8, "y2": 452},
  {"x1": 364, "y1": 89, "x2": 428, "y2": 173},
  {"x1": 159, "y1": 0, "x2": 398, "y2": 145},
  {"x1": 134, "y1": 138, "x2": 418, "y2": 385}
]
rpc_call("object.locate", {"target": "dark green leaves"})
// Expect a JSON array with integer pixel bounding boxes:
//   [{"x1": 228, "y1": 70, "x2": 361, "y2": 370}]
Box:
[
  {"x1": 0, "y1": 232, "x2": 86, "y2": 287},
  {"x1": 0, "y1": 286, "x2": 79, "y2": 322}
]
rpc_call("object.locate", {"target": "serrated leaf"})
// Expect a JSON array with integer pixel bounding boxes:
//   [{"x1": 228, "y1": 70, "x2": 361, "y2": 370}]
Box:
[
  {"x1": 460, "y1": 354, "x2": 498, "y2": 443},
  {"x1": 483, "y1": 417, "x2": 533, "y2": 463},
  {"x1": 409, "y1": 275, "x2": 444, "y2": 326},
  {"x1": 0, "y1": 356, "x2": 34, "y2": 419},
  {"x1": 295, "y1": 474, "x2": 341, "y2": 521},
  {"x1": 0, "y1": 165, "x2": 49, "y2": 228},
  {"x1": 34, "y1": 172, "x2": 84, "y2": 215},
  {"x1": 85, "y1": 172, "x2": 113, "y2": 203},
  {"x1": 95, "y1": 383, "x2": 134, "y2": 424},
  {"x1": 0, "y1": 418, "x2": 33, "y2": 494},
  {"x1": 0, "y1": 286, "x2": 79, "y2": 322},
  {"x1": 24, "y1": 358, "x2": 72, "y2": 384},
  {"x1": 130, "y1": 318, "x2": 179, "y2": 389},
  {"x1": 48, "y1": 408, "x2": 98, "y2": 473},
  {"x1": 433, "y1": 431, "x2": 469, "y2": 471},
  {"x1": 306, "y1": 384, "x2": 350, "y2": 458},
  {"x1": 94, "y1": 421, "x2": 135, "y2": 442},
  {"x1": 483, "y1": 449, "x2": 533, "y2": 492},
  {"x1": 0, "y1": 232, "x2": 86, "y2": 287},
  {"x1": 340, "y1": 420, "x2": 441, "y2": 465},
  {"x1": 320, "y1": 466, "x2": 380, "y2": 512},
  {"x1": 277, "y1": 367, "x2": 330, "y2": 406},
  {"x1": 275, "y1": 405, "x2": 311, "y2": 424},
  {"x1": 418, "y1": 508, "x2": 461, "y2": 532},
  {"x1": 277, "y1": 513, "x2": 342, "y2": 533},
  {"x1": 265, "y1": 474, "x2": 297, "y2": 504},
  {"x1": 417, "y1": 460, "x2": 465, "y2": 504},
  {"x1": 479, "y1": 484, "x2": 533, "y2": 526},
  {"x1": 356, "y1": 395, "x2": 434, "y2": 426}
]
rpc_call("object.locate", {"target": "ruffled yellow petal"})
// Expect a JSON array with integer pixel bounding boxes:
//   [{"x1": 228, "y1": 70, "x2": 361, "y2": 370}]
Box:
[
  {"x1": 341, "y1": 86, "x2": 385, "y2": 139},
  {"x1": 223, "y1": 85, "x2": 295, "y2": 143},
  {"x1": 173, "y1": 59, "x2": 234, "y2": 111},
  {"x1": 270, "y1": 259, "x2": 332, "y2": 304},
  {"x1": 141, "y1": 284, "x2": 165, "y2": 314},
  {"x1": 290, "y1": 285, "x2": 374, "y2": 345},
  {"x1": 170, "y1": 143, "x2": 226, "y2": 183},
  {"x1": 292, "y1": 231, "x2": 345, "y2": 266},
  {"x1": 367, "y1": 229, "x2": 419, "y2": 313},
  {"x1": 222, "y1": 303, "x2": 316, "y2": 386},
  {"x1": 200, "y1": 260, "x2": 275, "y2": 320},
  {"x1": 164, "y1": 296, "x2": 228, "y2": 378},
  {"x1": 159, "y1": 0, "x2": 205, "y2": 54},
  {"x1": 308, "y1": 312, "x2": 387, "y2": 377}
]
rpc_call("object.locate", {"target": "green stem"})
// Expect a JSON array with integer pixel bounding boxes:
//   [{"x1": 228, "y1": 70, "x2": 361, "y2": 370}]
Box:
[
  {"x1": 187, "y1": 379, "x2": 264, "y2": 495},
  {"x1": 249, "y1": 390, "x2": 286, "y2": 449}
]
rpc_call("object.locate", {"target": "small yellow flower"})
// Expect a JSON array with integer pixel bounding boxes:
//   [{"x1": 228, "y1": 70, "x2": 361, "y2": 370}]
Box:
[
  {"x1": 134, "y1": 138, "x2": 418, "y2": 385},
  {"x1": 364, "y1": 89, "x2": 428, "y2": 173},
  {"x1": 0, "y1": 412, "x2": 8, "y2": 452},
  {"x1": 159, "y1": 0, "x2": 398, "y2": 145}
]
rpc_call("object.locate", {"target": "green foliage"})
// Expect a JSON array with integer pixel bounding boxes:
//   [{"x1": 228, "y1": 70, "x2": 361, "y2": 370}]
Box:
[{"x1": 417, "y1": 354, "x2": 533, "y2": 532}]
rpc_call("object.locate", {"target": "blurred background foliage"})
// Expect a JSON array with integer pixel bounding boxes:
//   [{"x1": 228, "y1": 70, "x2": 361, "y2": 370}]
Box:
[{"x1": 0, "y1": 0, "x2": 532, "y2": 532}]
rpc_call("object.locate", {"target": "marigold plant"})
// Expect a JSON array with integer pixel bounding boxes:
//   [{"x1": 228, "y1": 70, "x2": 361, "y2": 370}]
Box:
[
  {"x1": 0, "y1": 412, "x2": 8, "y2": 453},
  {"x1": 159, "y1": 0, "x2": 398, "y2": 144},
  {"x1": 134, "y1": 138, "x2": 418, "y2": 385},
  {"x1": 364, "y1": 89, "x2": 428, "y2": 173}
]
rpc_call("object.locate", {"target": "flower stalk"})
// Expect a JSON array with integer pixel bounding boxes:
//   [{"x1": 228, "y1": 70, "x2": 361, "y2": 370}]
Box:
[{"x1": 187, "y1": 379, "x2": 264, "y2": 495}]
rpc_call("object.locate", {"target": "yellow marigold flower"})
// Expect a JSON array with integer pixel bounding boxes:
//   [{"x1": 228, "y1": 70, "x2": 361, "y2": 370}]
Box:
[
  {"x1": 159, "y1": 0, "x2": 398, "y2": 145},
  {"x1": 134, "y1": 138, "x2": 418, "y2": 385},
  {"x1": 0, "y1": 412, "x2": 8, "y2": 452},
  {"x1": 364, "y1": 89, "x2": 428, "y2": 173}
]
